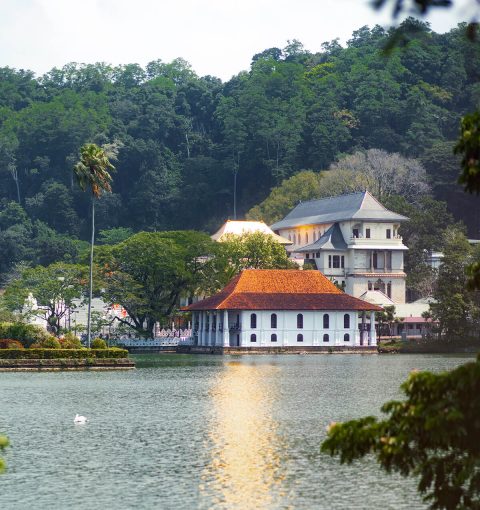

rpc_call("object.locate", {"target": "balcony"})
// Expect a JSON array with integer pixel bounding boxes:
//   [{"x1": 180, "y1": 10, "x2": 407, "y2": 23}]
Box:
[
  {"x1": 229, "y1": 323, "x2": 241, "y2": 331},
  {"x1": 349, "y1": 235, "x2": 404, "y2": 248}
]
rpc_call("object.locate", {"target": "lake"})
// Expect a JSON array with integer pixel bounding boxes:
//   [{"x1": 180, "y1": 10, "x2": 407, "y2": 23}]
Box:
[{"x1": 0, "y1": 353, "x2": 473, "y2": 509}]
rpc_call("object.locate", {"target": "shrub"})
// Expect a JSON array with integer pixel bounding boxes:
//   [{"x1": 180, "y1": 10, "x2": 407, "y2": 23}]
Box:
[
  {"x1": 91, "y1": 338, "x2": 107, "y2": 349},
  {"x1": 0, "y1": 348, "x2": 129, "y2": 359},
  {"x1": 0, "y1": 322, "x2": 50, "y2": 348},
  {"x1": 40, "y1": 337, "x2": 62, "y2": 349},
  {"x1": 0, "y1": 339, "x2": 24, "y2": 349},
  {"x1": 59, "y1": 332, "x2": 83, "y2": 349}
]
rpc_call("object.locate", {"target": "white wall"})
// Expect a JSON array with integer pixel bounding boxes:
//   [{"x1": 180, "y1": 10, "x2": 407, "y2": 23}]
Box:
[{"x1": 231, "y1": 310, "x2": 364, "y2": 347}]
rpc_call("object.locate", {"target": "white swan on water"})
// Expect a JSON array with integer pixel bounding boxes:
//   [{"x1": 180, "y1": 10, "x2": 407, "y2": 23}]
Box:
[{"x1": 74, "y1": 414, "x2": 87, "y2": 424}]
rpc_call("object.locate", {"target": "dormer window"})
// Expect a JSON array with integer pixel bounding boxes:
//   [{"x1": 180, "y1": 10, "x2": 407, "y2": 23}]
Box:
[{"x1": 366, "y1": 228, "x2": 371, "y2": 239}]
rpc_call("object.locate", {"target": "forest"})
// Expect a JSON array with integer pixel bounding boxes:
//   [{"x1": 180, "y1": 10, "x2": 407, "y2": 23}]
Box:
[{"x1": 1, "y1": 18, "x2": 479, "y2": 282}]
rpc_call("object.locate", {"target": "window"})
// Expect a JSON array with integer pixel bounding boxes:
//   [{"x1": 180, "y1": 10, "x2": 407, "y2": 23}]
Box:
[
  {"x1": 344, "y1": 314, "x2": 350, "y2": 328},
  {"x1": 332, "y1": 255, "x2": 340, "y2": 268},
  {"x1": 297, "y1": 334, "x2": 303, "y2": 342},
  {"x1": 250, "y1": 313, "x2": 257, "y2": 329},
  {"x1": 366, "y1": 228, "x2": 371, "y2": 238},
  {"x1": 306, "y1": 253, "x2": 310, "y2": 259},
  {"x1": 271, "y1": 333, "x2": 277, "y2": 342},
  {"x1": 316, "y1": 252, "x2": 320, "y2": 258},
  {"x1": 323, "y1": 314, "x2": 329, "y2": 329},
  {"x1": 271, "y1": 313, "x2": 277, "y2": 329},
  {"x1": 353, "y1": 228, "x2": 359, "y2": 238},
  {"x1": 297, "y1": 313, "x2": 303, "y2": 329},
  {"x1": 344, "y1": 333, "x2": 350, "y2": 342},
  {"x1": 250, "y1": 334, "x2": 257, "y2": 342},
  {"x1": 386, "y1": 229, "x2": 391, "y2": 239},
  {"x1": 328, "y1": 255, "x2": 332, "y2": 268},
  {"x1": 323, "y1": 334, "x2": 329, "y2": 342},
  {"x1": 341, "y1": 256, "x2": 345, "y2": 268},
  {"x1": 306, "y1": 233, "x2": 309, "y2": 243}
]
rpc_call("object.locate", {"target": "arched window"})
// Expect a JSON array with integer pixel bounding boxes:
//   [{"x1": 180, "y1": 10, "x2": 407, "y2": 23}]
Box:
[
  {"x1": 271, "y1": 333, "x2": 277, "y2": 342},
  {"x1": 297, "y1": 313, "x2": 303, "y2": 329},
  {"x1": 271, "y1": 313, "x2": 277, "y2": 329},
  {"x1": 344, "y1": 314, "x2": 350, "y2": 329},
  {"x1": 250, "y1": 313, "x2": 257, "y2": 329},
  {"x1": 323, "y1": 314, "x2": 329, "y2": 329},
  {"x1": 344, "y1": 333, "x2": 350, "y2": 342},
  {"x1": 323, "y1": 334, "x2": 329, "y2": 342},
  {"x1": 306, "y1": 233, "x2": 309, "y2": 243},
  {"x1": 297, "y1": 334, "x2": 303, "y2": 342},
  {"x1": 250, "y1": 334, "x2": 257, "y2": 343}
]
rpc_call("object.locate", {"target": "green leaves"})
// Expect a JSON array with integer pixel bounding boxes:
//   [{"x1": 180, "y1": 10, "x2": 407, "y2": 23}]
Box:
[
  {"x1": 455, "y1": 112, "x2": 480, "y2": 195},
  {"x1": 322, "y1": 355, "x2": 480, "y2": 508},
  {"x1": 74, "y1": 143, "x2": 115, "y2": 198}
]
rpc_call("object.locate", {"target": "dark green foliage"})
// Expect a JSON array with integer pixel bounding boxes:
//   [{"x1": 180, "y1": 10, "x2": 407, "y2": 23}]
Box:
[
  {"x1": 322, "y1": 354, "x2": 480, "y2": 509},
  {"x1": 0, "y1": 348, "x2": 128, "y2": 359},
  {"x1": 0, "y1": 21, "x2": 479, "y2": 279}
]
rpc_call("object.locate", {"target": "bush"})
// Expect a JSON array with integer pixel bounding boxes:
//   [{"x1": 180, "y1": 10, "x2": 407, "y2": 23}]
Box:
[
  {"x1": 0, "y1": 322, "x2": 50, "y2": 348},
  {"x1": 0, "y1": 348, "x2": 129, "y2": 359},
  {"x1": 91, "y1": 338, "x2": 107, "y2": 349},
  {"x1": 59, "y1": 332, "x2": 83, "y2": 349},
  {"x1": 40, "y1": 337, "x2": 62, "y2": 349},
  {"x1": 0, "y1": 339, "x2": 24, "y2": 349}
]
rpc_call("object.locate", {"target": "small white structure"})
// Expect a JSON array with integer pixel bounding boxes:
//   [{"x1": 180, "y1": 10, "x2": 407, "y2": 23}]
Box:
[
  {"x1": 184, "y1": 269, "x2": 381, "y2": 348},
  {"x1": 270, "y1": 191, "x2": 409, "y2": 304},
  {"x1": 211, "y1": 220, "x2": 292, "y2": 245}
]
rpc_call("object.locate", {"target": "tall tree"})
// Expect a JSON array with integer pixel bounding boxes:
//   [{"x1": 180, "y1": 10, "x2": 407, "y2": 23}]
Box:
[{"x1": 74, "y1": 143, "x2": 115, "y2": 347}]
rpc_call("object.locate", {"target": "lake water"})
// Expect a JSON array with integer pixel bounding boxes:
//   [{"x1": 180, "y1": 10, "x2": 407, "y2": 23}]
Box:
[{"x1": 0, "y1": 353, "x2": 473, "y2": 510}]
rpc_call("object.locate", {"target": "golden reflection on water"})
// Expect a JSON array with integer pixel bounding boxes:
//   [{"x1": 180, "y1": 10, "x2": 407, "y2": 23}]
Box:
[{"x1": 200, "y1": 361, "x2": 289, "y2": 510}]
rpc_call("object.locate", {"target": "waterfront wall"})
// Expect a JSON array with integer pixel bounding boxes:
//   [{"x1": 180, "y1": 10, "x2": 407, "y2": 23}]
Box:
[{"x1": 176, "y1": 345, "x2": 378, "y2": 355}]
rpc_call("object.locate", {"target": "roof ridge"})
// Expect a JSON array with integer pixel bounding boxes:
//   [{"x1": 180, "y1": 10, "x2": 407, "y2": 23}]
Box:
[{"x1": 292, "y1": 190, "x2": 366, "y2": 207}]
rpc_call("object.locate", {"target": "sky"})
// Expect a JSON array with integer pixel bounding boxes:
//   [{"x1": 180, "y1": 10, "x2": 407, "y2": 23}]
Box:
[{"x1": 0, "y1": 0, "x2": 476, "y2": 81}]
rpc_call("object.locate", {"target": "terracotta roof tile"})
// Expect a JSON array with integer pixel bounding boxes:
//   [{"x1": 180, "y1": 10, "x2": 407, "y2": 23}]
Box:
[{"x1": 185, "y1": 270, "x2": 381, "y2": 312}]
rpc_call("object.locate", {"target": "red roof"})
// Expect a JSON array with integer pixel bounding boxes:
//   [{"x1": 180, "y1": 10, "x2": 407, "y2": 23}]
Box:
[{"x1": 184, "y1": 270, "x2": 382, "y2": 311}]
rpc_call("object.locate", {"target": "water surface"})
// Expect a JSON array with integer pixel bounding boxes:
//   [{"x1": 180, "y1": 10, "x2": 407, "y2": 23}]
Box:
[{"x1": 0, "y1": 353, "x2": 473, "y2": 509}]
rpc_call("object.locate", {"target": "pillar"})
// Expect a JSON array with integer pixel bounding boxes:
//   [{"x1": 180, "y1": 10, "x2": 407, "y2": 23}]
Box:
[
  {"x1": 223, "y1": 309, "x2": 229, "y2": 347},
  {"x1": 199, "y1": 311, "x2": 204, "y2": 346},
  {"x1": 361, "y1": 311, "x2": 366, "y2": 346},
  {"x1": 215, "y1": 311, "x2": 220, "y2": 346},
  {"x1": 369, "y1": 311, "x2": 377, "y2": 346}
]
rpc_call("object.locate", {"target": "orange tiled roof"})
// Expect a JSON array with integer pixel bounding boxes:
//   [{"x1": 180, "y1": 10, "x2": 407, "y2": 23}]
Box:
[{"x1": 184, "y1": 270, "x2": 382, "y2": 311}]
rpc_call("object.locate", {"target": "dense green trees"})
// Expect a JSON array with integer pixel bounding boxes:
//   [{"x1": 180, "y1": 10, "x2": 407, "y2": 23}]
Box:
[{"x1": 0, "y1": 20, "x2": 478, "y2": 280}]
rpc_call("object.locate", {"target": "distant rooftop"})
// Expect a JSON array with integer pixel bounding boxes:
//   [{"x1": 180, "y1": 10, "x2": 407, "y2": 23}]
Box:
[
  {"x1": 270, "y1": 191, "x2": 408, "y2": 230},
  {"x1": 211, "y1": 220, "x2": 292, "y2": 244},
  {"x1": 296, "y1": 223, "x2": 347, "y2": 252}
]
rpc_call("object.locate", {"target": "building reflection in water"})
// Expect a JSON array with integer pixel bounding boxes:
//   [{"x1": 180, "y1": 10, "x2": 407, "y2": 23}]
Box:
[{"x1": 200, "y1": 361, "x2": 289, "y2": 510}]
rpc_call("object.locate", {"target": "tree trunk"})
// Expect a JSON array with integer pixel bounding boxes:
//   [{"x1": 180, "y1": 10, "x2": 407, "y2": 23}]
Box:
[
  {"x1": 233, "y1": 170, "x2": 237, "y2": 220},
  {"x1": 86, "y1": 196, "x2": 95, "y2": 348}
]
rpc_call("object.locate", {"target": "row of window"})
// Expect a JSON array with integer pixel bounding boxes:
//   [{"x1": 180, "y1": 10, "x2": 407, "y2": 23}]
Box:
[
  {"x1": 250, "y1": 313, "x2": 350, "y2": 329},
  {"x1": 288, "y1": 231, "x2": 324, "y2": 245},
  {"x1": 353, "y1": 228, "x2": 392, "y2": 239},
  {"x1": 250, "y1": 333, "x2": 351, "y2": 342}
]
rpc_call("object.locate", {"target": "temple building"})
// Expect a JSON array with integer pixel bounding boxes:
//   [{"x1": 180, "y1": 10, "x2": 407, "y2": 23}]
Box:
[
  {"x1": 184, "y1": 269, "x2": 381, "y2": 349},
  {"x1": 211, "y1": 219, "x2": 292, "y2": 245},
  {"x1": 270, "y1": 191, "x2": 409, "y2": 304}
]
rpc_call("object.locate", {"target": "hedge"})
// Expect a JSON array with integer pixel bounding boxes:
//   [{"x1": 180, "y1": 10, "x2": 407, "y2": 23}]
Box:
[{"x1": 0, "y1": 348, "x2": 129, "y2": 360}]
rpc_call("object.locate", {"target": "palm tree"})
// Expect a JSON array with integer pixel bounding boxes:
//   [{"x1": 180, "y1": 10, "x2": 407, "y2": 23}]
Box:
[{"x1": 74, "y1": 143, "x2": 116, "y2": 348}]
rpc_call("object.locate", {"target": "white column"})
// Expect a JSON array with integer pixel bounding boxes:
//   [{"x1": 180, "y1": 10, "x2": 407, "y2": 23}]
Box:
[
  {"x1": 369, "y1": 311, "x2": 377, "y2": 346},
  {"x1": 199, "y1": 311, "x2": 204, "y2": 346},
  {"x1": 207, "y1": 311, "x2": 213, "y2": 346},
  {"x1": 312, "y1": 311, "x2": 317, "y2": 346},
  {"x1": 215, "y1": 311, "x2": 220, "y2": 346},
  {"x1": 223, "y1": 310, "x2": 229, "y2": 347}
]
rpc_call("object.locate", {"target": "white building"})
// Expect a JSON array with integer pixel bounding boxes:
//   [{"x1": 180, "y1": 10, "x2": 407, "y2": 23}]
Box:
[
  {"x1": 211, "y1": 219, "x2": 292, "y2": 245},
  {"x1": 185, "y1": 269, "x2": 381, "y2": 348},
  {"x1": 270, "y1": 191, "x2": 409, "y2": 304}
]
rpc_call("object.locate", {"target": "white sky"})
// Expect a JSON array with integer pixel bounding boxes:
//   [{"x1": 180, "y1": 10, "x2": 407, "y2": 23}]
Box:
[{"x1": 0, "y1": 0, "x2": 476, "y2": 81}]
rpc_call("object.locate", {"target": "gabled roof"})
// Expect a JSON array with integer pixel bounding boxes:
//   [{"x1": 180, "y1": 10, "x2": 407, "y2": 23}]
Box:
[
  {"x1": 184, "y1": 269, "x2": 382, "y2": 311},
  {"x1": 211, "y1": 220, "x2": 292, "y2": 244},
  {"x1": 296, "y1": 223, "x2": 347, "y2": 252},
  {"x1": 270, "y1": 191, "x2": 408, "y2": 230}
]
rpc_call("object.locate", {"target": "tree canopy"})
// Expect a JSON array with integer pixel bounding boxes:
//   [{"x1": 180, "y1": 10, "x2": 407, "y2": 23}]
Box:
[{"x1": 0, "y1": 21, "x2": 479, "y2": 280}]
